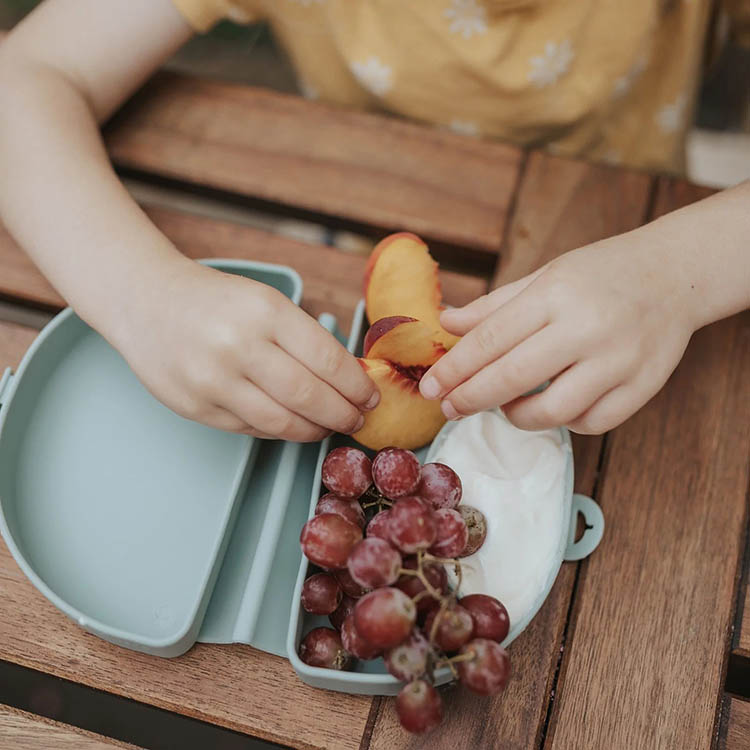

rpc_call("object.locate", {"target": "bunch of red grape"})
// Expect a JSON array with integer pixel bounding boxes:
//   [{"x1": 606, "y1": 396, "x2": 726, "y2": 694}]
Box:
[{"x1": 298, "y1": 446, "x2": 511, "y2": 734}]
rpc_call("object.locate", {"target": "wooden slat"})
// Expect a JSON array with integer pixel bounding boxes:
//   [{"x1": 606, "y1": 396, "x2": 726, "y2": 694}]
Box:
[
  {"x1": 0, "y1": 206, "x2": 487, "y2": 331},
  {"x1": 738, "y1": 586, "x2": 750, "y2": 655},
  {"x1": 723, "y1": 697, "x2": 750, "y2": 750},
  {"x1": 547, "y1": 180, "x2": 749, "y2": 749},
  {"x1": 493, "y1": 152, "x2": 652, "y2": 286},
  {"x1": 366, "y1": 152, "x2": 654, "y2": 750},
  {"x1": 105, "y1": 73, "x2": 522, "y2": 253},
  {"x1": 0, "y1": 705, "x2": 140, "y2": 750},
  {"x1": 0, "y1": 320, "x2": 37, "y2": 368}
]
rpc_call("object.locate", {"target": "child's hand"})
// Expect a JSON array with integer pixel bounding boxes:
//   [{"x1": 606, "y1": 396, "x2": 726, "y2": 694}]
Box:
[
  {"x1": 419, "y1": 231, "x2": 697, "y2": 434},
  {"x1": 116, "y1": 262, "x2": 379, "y2": 441}
]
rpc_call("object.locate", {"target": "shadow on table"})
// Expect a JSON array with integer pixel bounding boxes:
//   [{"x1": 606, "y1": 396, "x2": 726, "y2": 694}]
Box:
[{"x1": 0, "y1": 659, "x2": 288, "y2": 750}]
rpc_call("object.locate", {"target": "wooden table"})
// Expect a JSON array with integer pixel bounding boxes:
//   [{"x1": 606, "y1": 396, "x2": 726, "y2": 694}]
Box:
[{"x1": 0, "y1": 71, "x2": 748, "y2": 750}]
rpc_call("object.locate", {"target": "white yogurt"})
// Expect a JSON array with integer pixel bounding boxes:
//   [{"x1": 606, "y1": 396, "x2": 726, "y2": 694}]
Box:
[{"x1": 429, "y1": 410, "x2": 569, "y2": 629}]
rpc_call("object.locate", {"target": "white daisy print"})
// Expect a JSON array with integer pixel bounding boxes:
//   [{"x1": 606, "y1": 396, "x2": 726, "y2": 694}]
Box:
[
  {"x1": 612, "y1": 50, "x2": 650, "y2": 98},
  {"x1": 448, "y1": 119, "x2": 480, "y2": 137},
  {"x1": 656, "y1": 93, "x2": 687, "y2": 134},
  {"x1": 528, "y1": 39, "x2": 574, "y2": 88},
  {"x1": 444, "y1": 0, "x2": 488, "y2": 40},
  {"x1": 350, "y1": 57, "x2": 393, "y2": 97},
  {"x1": 298, "y1": 79, "x2": 319, "y2": 100}
]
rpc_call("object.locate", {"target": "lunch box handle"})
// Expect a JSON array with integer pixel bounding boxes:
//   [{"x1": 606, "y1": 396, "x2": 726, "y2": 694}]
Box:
[{"x1": 564, "y1": 494, "x2": 604, "y2": 561}]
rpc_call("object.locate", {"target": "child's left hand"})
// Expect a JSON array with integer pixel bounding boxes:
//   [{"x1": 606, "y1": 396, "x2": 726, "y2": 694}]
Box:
[{"x1": 419, "y1": 229, "x2": 697, "y2": 434}]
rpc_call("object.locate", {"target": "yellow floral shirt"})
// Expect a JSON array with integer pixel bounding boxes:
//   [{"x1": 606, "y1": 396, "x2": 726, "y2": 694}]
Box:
[{"x1": 171, "y1": 0, "x2": 719, "y2": 173}]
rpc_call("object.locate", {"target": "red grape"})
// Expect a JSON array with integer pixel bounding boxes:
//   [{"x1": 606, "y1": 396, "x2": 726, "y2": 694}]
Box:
[
  {"x1": 329, "y1": 595, "x2": 356, "y2": 631},
  {"x1": 429, "y1": 508, "x2": 468, "y2": 558},
  {"x1": 354, "y1": 587, "x2": 416, "y2": 649},
  {"x1": 298, "y1": 627, "x2": 353, "y2": 670},
  {"x1": 347, "y1": 538, "x2": 402, "y2": 589},
  {"x1": 457, "y1": 505, "x2": 487, "y2": 557},
  {"x1": 395, "y1": 557, "x2": 448, "y2": 614},
  {"x1": 300, "y1": 513, "x2": 362, "y2": 569},
  {"x1": 322, "y1": 446, "x2": 372, "y2": 498},
  {"x1": 396, "y1": 680, "x2": 444, "y2": 734},
  {"x1": 424, "y1": 604, "x2": 474, "y2": 652},
  {"x1": 372, "y1": 448, "x2": 421, "y2": 499},
  {"x1": 457, "y1": 639, "x2": 511, "y2": 695},
  {"x1": 389, "y1": 497, "x2": 437, "y2": 553},
  {"x1": 334, "y1": 567, "x2": 370, "y2": 598},
  {"x1": 316, "y1": 493, "x2": 366, "y2": 529},
  {"x1": 301, "y1": 573, "x2": 342, "y2": 615},
  {"x1": 416, "y1": 463, "x2": 462, "y2": 510},
  {"x1": 384, "y1": 629, "x2": 431, "y2": 682},
  {"x1": 366, "y1": 509, "x2": 393, "y2": 541},
  {"x1": 460, "y1": 594, "x2": 510, "y2": 643},
  {"x1": 341, "y1": 613, "x2": 381, "y2": 660}
]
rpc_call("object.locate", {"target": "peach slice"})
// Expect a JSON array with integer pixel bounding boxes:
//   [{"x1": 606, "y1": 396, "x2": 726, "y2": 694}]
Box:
[
  {"x1": 364, "y1": 233, "x2": 459, "y2": 351},
  {"x1": 353, "y1": 317, "x2": 447, "y2": 451}
]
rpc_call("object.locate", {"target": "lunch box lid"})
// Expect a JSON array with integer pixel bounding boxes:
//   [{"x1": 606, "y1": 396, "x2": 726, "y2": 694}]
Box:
[{"x1": 0, "y1": 259, "x2": 321, "y2": 658}]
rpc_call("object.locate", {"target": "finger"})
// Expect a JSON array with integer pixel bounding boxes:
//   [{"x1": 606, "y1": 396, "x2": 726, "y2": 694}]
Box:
[
  {"x1": 204, "y1": 406, "x2": 279, "y2": 439},
  {"x1": 420, "y1": 289, "x2": 549, "y2": 400},
  {"x1": 274, "y1": 309, "x2": 379, "y2": 411},
  {"x1": 440, "y1": 267, "x2": 546, "y2": 335},
  {"x1": 242, "y1": 344, "x2": 365, "y2": 435},
  {"x1": 440, "y1": 325, "x2": 576, "y2": 419},
  {"x1": 567, "y1": 357, "x2": 678, "y2": 435},
  {"x1": 502, "y1": 359, "x2": 626, "y2": 431},
  {"x1": 220, "y1": 379, "x2": 331, "y2": 442},
  {"x1": 194, "y1": 404, "x2": 254, "y2": 433}
]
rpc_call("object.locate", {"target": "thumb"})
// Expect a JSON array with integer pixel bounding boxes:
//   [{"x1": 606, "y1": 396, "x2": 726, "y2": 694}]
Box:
[{"x1": 440, "y1": 265, "x2": 547, "y2": 335}]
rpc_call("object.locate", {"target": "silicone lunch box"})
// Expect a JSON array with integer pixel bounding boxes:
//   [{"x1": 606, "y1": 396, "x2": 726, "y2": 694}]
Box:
[{"x1": 0, "y1": 259, "x2": 603, "y2": 695}]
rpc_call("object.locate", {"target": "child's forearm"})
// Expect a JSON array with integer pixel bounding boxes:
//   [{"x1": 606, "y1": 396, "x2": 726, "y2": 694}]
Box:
[
  {"x1": 0, "y1": 0, "x2": 193, "y2": 348},
  {"x1": 644, "y1": 180, "x2": 750, "y2": 331},
  {"x1": 0, "y1": 64, "x2": 184, "y2": 341}
]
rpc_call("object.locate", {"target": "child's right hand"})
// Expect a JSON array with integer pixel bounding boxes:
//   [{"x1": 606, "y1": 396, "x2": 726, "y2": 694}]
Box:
[{"x1": 114, "y1": 261, "x2": 379, "y2": 441}]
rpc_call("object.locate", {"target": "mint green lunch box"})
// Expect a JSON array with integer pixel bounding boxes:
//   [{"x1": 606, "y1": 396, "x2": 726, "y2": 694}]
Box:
[{"x1": 0, "y1": 259, "x2": 603, "y2": 695}]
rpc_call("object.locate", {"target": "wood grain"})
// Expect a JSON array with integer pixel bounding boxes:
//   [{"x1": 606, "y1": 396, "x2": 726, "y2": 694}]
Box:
[
  {"x1": 105, "y1": 73, "x2": 522, "y2": 253},
  {"x1": 723, "y1": 697, "x2": 750, "y2": 750},
  {"x1": 493, "y1": 152, "x2": 653, "y2": 286},
  {"x1": 0, "y1": 206, "x2": 487, "y2": 332},
  {"x1": 0, "y1": 320, "x2": 37, "y2": 369},
  {"x1": 0, "y1": 705, "x2": 140, "y2": 750},
  {"x1": 546, "y1": 180, "x2": 749, "y2": 750},
  {"x1": 739, "y1": 588, "x2": 750, "y2": 654}
]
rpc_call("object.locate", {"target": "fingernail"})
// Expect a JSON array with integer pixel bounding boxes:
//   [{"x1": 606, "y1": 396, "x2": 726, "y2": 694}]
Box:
[
  {"x1": 352, "y1": 414, "x2": 365, "y2": 432},
  {"x1": 420, "y1": 376, "x2": 441, "y2": 400},
  {"x1": 364, "y1": 390, "x2": 380, "y2": 411},
  {"x1": 441, "y1": 401, "x2": 461, "y2": 420}
]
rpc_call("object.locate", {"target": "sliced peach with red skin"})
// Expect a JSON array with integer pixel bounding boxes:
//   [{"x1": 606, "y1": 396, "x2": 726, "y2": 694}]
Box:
[
  {"x1": 364, "y1": 233, "x2": 459, "y2": 351},
  {"x1": 364, "y1": 317, "x2": 447, "y2": 366},
  {"x1": 353, "y1": 317, "x2": 447, "y2": 451}
]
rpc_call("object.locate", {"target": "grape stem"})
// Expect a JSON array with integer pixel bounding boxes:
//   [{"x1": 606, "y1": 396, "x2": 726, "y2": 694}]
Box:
[
  {"x1": 423, "y1": 552, "x2": 463, "y2": 566},
  {"x1": 435, "y1": 650, "x2": 476, "y2": 668},
  {"x1": 397, "y1": 567, "x2": 444, "y2": 602},
  {"x1": 361, "y1": 499, "x2": 392, "y2": 510}
]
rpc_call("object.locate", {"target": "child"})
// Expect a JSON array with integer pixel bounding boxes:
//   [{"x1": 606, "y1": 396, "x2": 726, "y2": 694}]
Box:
[{"x1": 0, "y1": 0, "x2": 747, "y2": 440}]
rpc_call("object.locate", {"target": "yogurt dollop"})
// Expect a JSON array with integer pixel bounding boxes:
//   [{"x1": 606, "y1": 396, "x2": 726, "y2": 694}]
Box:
[{"x1": 429, "y1": 410, "x2": 569, "y2": 629}]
